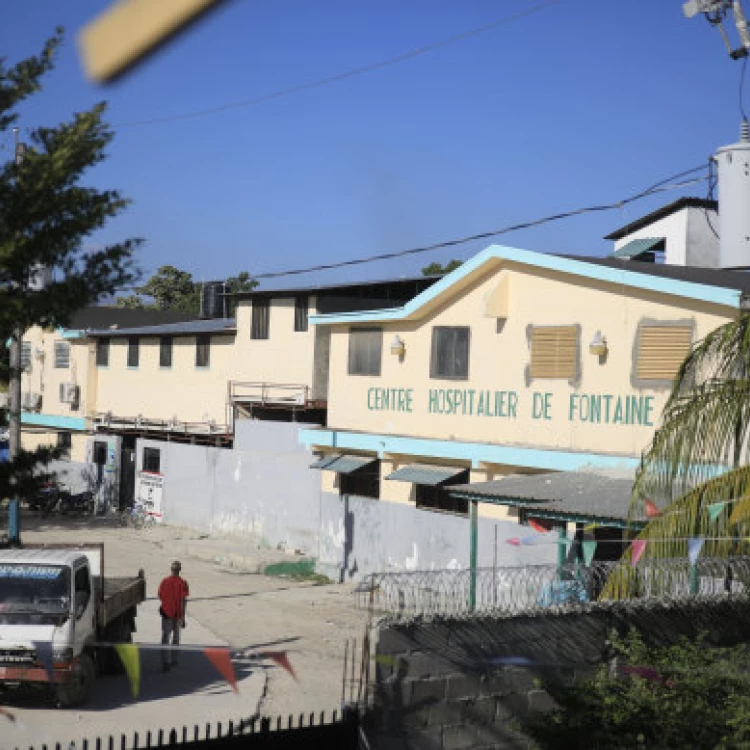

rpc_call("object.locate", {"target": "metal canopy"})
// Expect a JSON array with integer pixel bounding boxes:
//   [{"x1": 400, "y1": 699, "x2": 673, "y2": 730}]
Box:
[
  {"x1": 385, "y1": 463, "x2": 467, "y2": 486},
  {"x1": 309, "y1": 454, "x2": 377, "y2": 474},
  {"x1": 611, "y1": 237, "x2": 665, "y2": 259}
]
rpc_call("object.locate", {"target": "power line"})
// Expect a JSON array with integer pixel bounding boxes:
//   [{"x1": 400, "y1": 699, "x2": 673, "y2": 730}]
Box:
[{"x1": 113, "y1": 0, "x2": 561, "y2": 129}]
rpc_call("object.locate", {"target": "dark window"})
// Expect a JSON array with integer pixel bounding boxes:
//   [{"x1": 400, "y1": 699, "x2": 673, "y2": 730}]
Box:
[
  {"x1": 93, "y1": 440, "x2": 107, "y2": 466},
  {"x1": 20, "y1": 342, "x2": 31, "y2": 370},
  {"x1": 96, "y1": 338, "x2": 110, "y2": 367},
  {"x1": 143, "y1": 447, "x2": 161, "y2": 473},
  {"x1": 251, "y1": 299, "x2": 270, "y2": 339},
  {"x1": 54, "y1": 341, "x2": 70, "y2": 369},
  {"x1": 340, "y1": 460, "x2": 380, "y2": 499},
  {"x1": 127, "y1": 337, "x2": 139, "y2": 368},
  {"x1": 294, "y1": 296, "x2": 309, "y2": 332},
  {"x1": 196, "y1": 335, "x2": 210, "y2": 367},
  {"x1": 57, "y1": 432, "x2": 71, "y2": 455},
  {"x1": 348, "y1": 328, "x2": 382, "y2": 376},
  {"x1": 430, "y1": 327, "x2": 470, "y2": 380},
  {"x1": 414, "y1": 469, "x2": 471, "y2": 515},
  {"x1": 159, "y1": 336, "x2": 173, "y2": 368}
]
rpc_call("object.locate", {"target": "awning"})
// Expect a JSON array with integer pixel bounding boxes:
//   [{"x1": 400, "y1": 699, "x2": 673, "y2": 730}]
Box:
[
  {"x1": 386, "y1": 463, "x2": 468, "y2": 486},
  {"x1": 309, "y1": 454, "x2": 377, "y2": 474},
  {"x1": 611, "y1": 237, "x2": 665, "y2": 260}
]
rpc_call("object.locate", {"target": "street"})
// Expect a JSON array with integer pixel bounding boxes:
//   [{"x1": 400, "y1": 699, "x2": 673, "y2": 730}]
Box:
[{"x1": 1, "y1": 513, "x2": 364, "y2": 749}]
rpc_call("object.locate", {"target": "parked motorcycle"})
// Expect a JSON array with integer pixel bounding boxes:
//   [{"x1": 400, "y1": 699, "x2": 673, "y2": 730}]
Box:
[
  {"x1": 58, "y1": 490, "x2": 96, "y2": 516},
  {"x1": 28, "y1": 482, "x2": 62, "y2": 516}
]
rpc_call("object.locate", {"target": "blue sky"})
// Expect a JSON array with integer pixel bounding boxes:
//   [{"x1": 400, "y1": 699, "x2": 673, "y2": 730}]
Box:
[{"x1": 2, "y1": 1, "x2": 747, "y2": 290}]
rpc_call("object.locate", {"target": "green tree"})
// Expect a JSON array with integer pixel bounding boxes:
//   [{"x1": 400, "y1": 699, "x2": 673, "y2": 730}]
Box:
[
  {"x1": 421, "y1": 259, "x2": 462, "y2": 275},
  {"x1": 0, "y1": 29, "x2": 138, "y2": 494}
]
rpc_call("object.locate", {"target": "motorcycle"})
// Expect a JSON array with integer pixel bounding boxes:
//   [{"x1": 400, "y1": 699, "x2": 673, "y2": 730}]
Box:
[
  {"x1": 28, "y1": 482, "x2": 62, "y2": 516},
  {"x1": 58, "y1": 490, "x2": 96, "y2": 516}
]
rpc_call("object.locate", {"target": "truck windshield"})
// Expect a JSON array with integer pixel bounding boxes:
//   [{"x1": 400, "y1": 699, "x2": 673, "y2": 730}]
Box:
[{"x1": 0, "y1": 564, "x2": 71, "y2": 613}]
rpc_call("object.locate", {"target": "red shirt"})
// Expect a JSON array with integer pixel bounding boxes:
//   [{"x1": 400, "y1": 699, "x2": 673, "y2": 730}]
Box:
[{"x1": 158, "y1": 575, "x2": 189, "y2": 619}]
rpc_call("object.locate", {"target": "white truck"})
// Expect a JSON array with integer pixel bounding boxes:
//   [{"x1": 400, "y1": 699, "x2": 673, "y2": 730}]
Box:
[{"x1": 0, "y1": 544, "x2": 145, "y2": 706}]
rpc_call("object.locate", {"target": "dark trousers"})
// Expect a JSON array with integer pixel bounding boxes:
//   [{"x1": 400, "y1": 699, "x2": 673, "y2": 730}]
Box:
[{"x1": 161, "y1": 616, "x2": 181, "y2": 666}]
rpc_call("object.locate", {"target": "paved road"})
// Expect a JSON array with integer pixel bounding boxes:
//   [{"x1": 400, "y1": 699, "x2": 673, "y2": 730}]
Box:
[{"x1": 2, "y1": 581, "x2": 265, "y2": 750}]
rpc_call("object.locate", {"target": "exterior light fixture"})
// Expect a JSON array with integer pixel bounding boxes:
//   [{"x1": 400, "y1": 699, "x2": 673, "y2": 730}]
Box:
[
  {"x1": 390, "y1": 335, "x2": 406, "y2": 358},
  {"x1": 589, "y1": 330, "x2": 608, "y2": 356}
]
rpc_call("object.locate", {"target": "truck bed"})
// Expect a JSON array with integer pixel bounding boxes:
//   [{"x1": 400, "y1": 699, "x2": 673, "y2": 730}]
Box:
[{"x1": 99, "y1": 575, "x2": 146, "y2": 626}]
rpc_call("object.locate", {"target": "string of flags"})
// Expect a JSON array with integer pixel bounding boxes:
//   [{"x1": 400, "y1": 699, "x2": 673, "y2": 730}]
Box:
[{"x1": 30, "y1": 642, "x2": 298, "y2": 700}]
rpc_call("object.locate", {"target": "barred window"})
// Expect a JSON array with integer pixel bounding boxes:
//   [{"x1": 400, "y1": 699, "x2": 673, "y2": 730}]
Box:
[
  {"x1": 159, "y1": 336, "x2": 173, "y2": 368},
  {"x1": 96, "y1": 338, "x2": 110, "y2": 367},
  {"x1": 430, "y1": 327, "x2": 470, "y2": 380},
  {"x1": 530, "y1": 326, "x2": 578, "y2": 380},
  {"x1": 20, "y1": 342, "x2": 31, "y2": 370},
  {"x1": 348, "y1": 328, "x2": 382, "y2": 376},
  {"x1": 251, "y1": 299, "x2": 270, "y2": 339},
  {"x1": 54, "y1": 341, "x2": 70, "y2": 369},
  {"x1": 127, "y1": 337, "x2": 139, "y2": 368},
  {"x1": 294, "y1": 295, "x2": 309, "y2": 332},
  {"x1": 196, "y1": 335, "x2": 210, "y2": 368}
]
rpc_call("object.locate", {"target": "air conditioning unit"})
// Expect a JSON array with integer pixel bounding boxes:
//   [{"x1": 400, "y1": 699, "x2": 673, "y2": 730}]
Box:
[
  {"x1": 21, "y1": 392, "x2": 41, "y2": 411},
  {"x1": 59, "y1": 383, "x2": 79, "y2": 404}
]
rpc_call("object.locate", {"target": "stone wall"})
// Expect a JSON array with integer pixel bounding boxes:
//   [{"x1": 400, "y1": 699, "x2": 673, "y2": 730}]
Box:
[{"x1": 366, "y1": 597, "x2": 750, "y2": 749}]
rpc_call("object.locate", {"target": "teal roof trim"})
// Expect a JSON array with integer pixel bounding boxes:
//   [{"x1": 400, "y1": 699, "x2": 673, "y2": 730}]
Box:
[
  {"x1": 21, "y1": 412, "x2": 86, "y2": 430},
  {"x1": 309, "y1": 244, "x2": 742, "y2": 326},
  {"x1": 612, "y1": 237, "x2": 664, "y2": 259},
  {"x1": 385, "y1": 463, "x2": 467, "y2": 485}
]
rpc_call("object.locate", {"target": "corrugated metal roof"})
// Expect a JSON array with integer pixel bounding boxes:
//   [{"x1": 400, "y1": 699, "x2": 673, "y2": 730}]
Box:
[
  {"x1": 67, "y1": 306, "x2": 195, "y2": 331},
  {"x1": 87, "y1": 318, "x2": 236, "y2": 338},
  {"x1": 385, "y1": 463, "x2": 467, "y2": 486},
  {"x1": 611, "y1": 237, "x2": 665, "y2": 259},
  {"x1": 448, "y1": 469, "x2": 644, "y2": 525},
  {"x1": 0, "y1": 548, "x2": 86, "y2": 566},
  {"x1": 309, "y1": 454, "x2": 377, "y2": 474}
]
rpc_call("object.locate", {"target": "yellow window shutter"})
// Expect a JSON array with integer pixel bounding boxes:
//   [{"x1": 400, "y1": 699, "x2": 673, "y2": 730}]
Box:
[
  {"x1": 530, "y1": 326, "x2": 578, "y2": 379},
  {"x1": 637, "y1": 325, "x2": 692, "y2": 381}
]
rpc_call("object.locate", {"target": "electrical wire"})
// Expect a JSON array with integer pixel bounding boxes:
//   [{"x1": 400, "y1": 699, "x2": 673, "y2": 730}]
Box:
[
  {"x1": 113, "y1": 0, "x2": 561, "y2": 129},
  {"x1": 741, "y1": 54, "x2": 749, "y2": 122}
]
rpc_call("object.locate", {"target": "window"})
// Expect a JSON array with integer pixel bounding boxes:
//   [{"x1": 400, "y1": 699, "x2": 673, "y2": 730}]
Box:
[
  {"x1": 340, "y1": 460, "x2": 380, "y2": 499},
  {"x1": 74, "y1": 566, "x2": 91, "y2": 616},
  {"x1": 416, "y1": 485, "x2": 469, "y2": 516},
  {"x1": 54, "y1": 341, "x2": 70, "y2": 369},
  {"x1": 348, "y1": 328, "x2": 383, "y2": 376},
  {"x1": 159, "y1": 336, "x2": 173, "y2": 368},
  {"x1": 634, "y1": 322, "x2": 693, "y2": 385},
  {"x1": 294, "y1": 295, "x2": 309, "y2": 332},
  {"x1": 530, "y1": 325, "x2": 578, "y2": 380},
  {"x1": 430, "y1": 327, "x2": 470, "y2": 380},
  {"x1": 57, "y1": 432, "x2": 71, "y2": 456},
  {"x1": 96, "y1": 337, "x2": 110, "y2": 367},
  {"x1": 127, "y1": 337, "x2": 139, "y2": 368},
  {"x1": 195, "y1": 335, "x2": 210, "y2": 368},
  {"x1": 93, "y1": 440, "x2": 107, "y2": 466},
  {"x1": 251, "y1": 298, "x2": 270, "y2": 339},
  {"x1": 143, "y1": 447, "x2": 161, "y2": 473},
  {"x1": 20, "y1": 342, "x2": 31, "y2": 371}
]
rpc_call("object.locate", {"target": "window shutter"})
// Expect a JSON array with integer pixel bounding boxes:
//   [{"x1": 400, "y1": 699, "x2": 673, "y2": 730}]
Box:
[
  {"x1": 530, "y1": 326, "x2": 578, "y2": 380},
  {"x1": 636, "y1": 325, "x2": 692, "y2": 381}
]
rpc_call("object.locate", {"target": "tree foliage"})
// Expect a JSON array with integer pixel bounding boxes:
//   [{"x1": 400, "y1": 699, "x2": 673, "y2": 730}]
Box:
[
  {"x1": 527, "y1": 630, "x2": 750, "y2": 749},
  {"x1": 0, "y1": 29, "x2": 139, "y2": 498},
  {"x1": 421, "y1": 259, "x2": 462, "y2": 275}
]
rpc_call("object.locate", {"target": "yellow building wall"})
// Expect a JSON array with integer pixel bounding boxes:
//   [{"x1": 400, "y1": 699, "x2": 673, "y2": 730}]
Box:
[
  {"x1": 94, "y1": 335, "x2": 235, "y2": 425},
  {"x1": 325, "y1": 262, "x2": 734, "y2": 459},
  {"x1": 231, "y1": 297, "x2": 317, "y2": 387}
]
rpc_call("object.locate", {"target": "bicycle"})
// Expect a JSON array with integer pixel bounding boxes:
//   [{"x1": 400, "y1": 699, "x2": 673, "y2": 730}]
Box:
[{"x1": 119, "y1": 500, "x2": 157, "y2": 529}]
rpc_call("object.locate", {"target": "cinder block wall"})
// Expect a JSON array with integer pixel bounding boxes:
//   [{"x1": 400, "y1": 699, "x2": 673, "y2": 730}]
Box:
[{"x1": 366, "y1": 598, "x2": 750, "y2": 749}]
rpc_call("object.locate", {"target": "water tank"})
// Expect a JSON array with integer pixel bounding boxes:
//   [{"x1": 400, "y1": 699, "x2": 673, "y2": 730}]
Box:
[
  {"x1": 200, "y1": 281, "x2": 226, "y2": 319},
  {"x1": 716, "y1": 121, "x2": 750, "y2": 268},
  {"x1": 27, "y1": 264, "x2": 52, "y2": 291}
]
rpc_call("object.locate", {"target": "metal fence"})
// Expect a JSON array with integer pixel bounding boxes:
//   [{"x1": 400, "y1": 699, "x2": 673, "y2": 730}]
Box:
[{"x1": 357, "y1": 556, "x2": 750, "y2": 621}]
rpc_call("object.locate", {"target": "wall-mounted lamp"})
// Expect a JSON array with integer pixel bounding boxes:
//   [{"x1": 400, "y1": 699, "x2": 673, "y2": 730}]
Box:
[
  {"x1": 390, "y1": 335, "x2": 406, "y2": 358},
  {"x1": 589, "y1": 330, "x2": 608, "y2": 356}
]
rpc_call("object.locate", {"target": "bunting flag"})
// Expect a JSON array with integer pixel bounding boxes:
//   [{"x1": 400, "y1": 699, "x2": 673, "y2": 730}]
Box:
[
  {"x1": 583, "y1": 523, "x2": 599, "y2": 531},
  {"x1": 631, "y1": 539, "x2": 647, "y2": 566},
  {"x1": 529, "y1": 519, "x2": 553, "y2": 533},
  {"x1": 687, "y1": 538, "x2": 704, "y2": 566},
  {"x1": 0, "y1": 707, "x2": 15, "y2": 723},
  {"x1": 520, "y1": 535, "x2": 538, "y2": 546},
  {"x1": 645, "y1": 499, "x2": 661, "y2": 519},
  {"x1": 204, "y1": 648, "x2": 238, "y2": 693},
  {"x1": 374, "y1": 654, "x2": 399, "y2": 668},
  {"x1": 259, "y1": 651, "x2": 298, "y2": 682},
  {"x1": 708, "y1": 502, "x2": 725, "y2": 523},
  {"x1": 582, "y1": 540, "x2": 597, "y2": 565},
  {"x1": 33, "y1": 641, "x2": 55, "y2": 684},
  {"x1": 506, "y1": 538, "x2": 521, "y2": 547},
  {"x1": 114, "y1": 643, "x2": 140, "y2": 699}
]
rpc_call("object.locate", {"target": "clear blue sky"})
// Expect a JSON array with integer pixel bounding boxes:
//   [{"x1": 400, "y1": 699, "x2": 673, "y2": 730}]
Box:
[{"x1": 2, "y1": 1, "x2": 747, "y2": 289}]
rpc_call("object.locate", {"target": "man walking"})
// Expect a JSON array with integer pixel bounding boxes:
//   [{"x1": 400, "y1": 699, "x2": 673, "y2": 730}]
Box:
[{"x1": 158, "y1": 560, "x2": 189, "y2": 671}]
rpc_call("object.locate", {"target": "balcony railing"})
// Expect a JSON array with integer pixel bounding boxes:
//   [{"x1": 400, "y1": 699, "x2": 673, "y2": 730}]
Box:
[
  {"x1": 92, "y1": 412, "x2": 230, "y2": 436},
  {"x1": 229, "y1": 381, "x2": 311, "y2": 408}
]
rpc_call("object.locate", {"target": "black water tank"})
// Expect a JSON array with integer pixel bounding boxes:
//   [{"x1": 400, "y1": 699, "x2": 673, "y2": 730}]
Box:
[{"x1": 200, "y1": 281, "x2": 226, "y2": 319}]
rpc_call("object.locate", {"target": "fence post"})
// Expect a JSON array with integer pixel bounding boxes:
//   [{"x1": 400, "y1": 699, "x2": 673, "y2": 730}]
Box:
[
  {"x1": 557, "y1": 525, "x2": 568, "y2": 569},
  {"x1": 469, "y1": 500, "x2": 478, "y2": 612},
  {"x1": 690, "y1": 564, "x2": 699, "y2": 596}
]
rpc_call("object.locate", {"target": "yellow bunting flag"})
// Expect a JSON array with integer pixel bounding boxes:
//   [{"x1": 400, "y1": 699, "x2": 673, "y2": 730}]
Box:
[
  {"x1": 583, "y1": 523, "x2": 599, "y2": 532},
  {"x1": 114, "y1": 643, "x2": 140, "y2": 699},
  {"x1": 259, "y1": 651, "x2": 298, "y2": 682},
  {"x1": 374, "y1": 654, "x2": 398, "y2": 667},
  {"x1": 204, "y1": 648, "x2": 238, "y2": 693}
]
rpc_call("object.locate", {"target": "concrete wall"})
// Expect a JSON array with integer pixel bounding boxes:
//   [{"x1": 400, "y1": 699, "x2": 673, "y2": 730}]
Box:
[{"x1": 367, "y1": 598, "x2": 750, "y2": 749}]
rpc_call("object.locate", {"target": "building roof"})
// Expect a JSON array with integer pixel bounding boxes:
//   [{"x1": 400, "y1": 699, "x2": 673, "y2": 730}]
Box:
[
  {"x1": 231, "y1": 275, "x2": 443, "y2": 298},
  {"x1": 611, "y1": 237, "x2": 665, "y2": 259},
  {"x1": 449, "y1": 468, "x2": 645, "y2": 527},
  {"x1": 86, "y1": 317, "x2": 236, "y2": 338},
  {"x1": 604, "y1": 197, "x2": 717, "y2": 241},
  {"x1": 67, "y1": 306, "x2": 195, "y2": 331}
]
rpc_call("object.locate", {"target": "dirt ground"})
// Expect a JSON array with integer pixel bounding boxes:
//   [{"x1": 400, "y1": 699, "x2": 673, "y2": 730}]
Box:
[{"x1": 16, "y1": 512, "x2": 368, "y2": 721}]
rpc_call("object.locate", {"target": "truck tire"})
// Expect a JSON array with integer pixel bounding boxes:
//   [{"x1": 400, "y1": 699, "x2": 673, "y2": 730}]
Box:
[{"x1": 56, "y1": 652, "x2": 96, "y2": 708}]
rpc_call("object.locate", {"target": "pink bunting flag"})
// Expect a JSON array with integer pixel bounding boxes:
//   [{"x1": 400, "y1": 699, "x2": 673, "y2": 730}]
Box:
[
  {"x1": 204, "y1": 648, "x2": 238, "y2": 693},
  {"x1": 0, "y1": 707, "x2": 15, "y2": 723},
  {"x1": 687, "y1": 538, "x2": 704, "y2": 566},
  {"x1": 259, "y1": 651, "x2": 298, "y2": 682},
  {"x1": 645, "y1": 499, "x2": 661, "y2": 519},
  {"x1": 529, "y1": 519, "x2": 553, "y2": 533},
  {"x1": 631, "y1": 539, "x2": 647, "y2": 566},
  {"x1": 506, "y1": 538, "x2": 521, "y2": 547}
]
